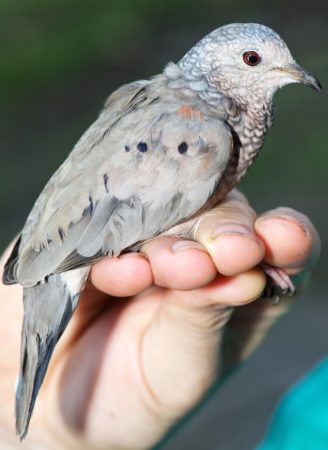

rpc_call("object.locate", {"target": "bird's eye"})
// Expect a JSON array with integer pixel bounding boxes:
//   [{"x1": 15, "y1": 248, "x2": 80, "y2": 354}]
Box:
[{"x1": 243, "y1": 51, "x2": 261, "y2": 66}]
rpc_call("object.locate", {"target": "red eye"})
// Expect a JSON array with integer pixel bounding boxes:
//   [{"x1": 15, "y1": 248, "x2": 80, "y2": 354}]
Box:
[{"x1": 243, "y1": 51, "x2": 261, "y2": 66}]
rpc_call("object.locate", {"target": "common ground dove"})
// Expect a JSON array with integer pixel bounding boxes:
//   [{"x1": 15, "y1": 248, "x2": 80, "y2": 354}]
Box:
[{"x1": 2, "y1": 23, "x2": 322, "y2": 439}]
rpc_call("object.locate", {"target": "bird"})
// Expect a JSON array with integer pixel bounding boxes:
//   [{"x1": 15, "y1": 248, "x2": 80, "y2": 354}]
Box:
[{"x1": 2, "y1": 22, "x2": 322, "y2": 439}]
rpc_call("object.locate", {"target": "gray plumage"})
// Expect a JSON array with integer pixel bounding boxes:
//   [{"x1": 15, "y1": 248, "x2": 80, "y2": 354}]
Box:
[{"x1": 2, "y1": 23, "x2": 321, "y2": 439}]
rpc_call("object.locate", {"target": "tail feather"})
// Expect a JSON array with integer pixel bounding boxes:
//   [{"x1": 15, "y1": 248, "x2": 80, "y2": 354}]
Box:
[{"x1": 16, "y1": 268, "x2": 88, "y2": 439}]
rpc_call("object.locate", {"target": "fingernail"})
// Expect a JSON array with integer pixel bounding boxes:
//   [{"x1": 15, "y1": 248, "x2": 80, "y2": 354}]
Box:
[
  {"x1": 257, "y1": 210, "x2": 310, "y2": 235},
  {"x1": 212, "y1": 223, "x2": 253, "y2": 240},
  {"x1": 172, "y1": 240, "x2": 206, "y2": 253}
]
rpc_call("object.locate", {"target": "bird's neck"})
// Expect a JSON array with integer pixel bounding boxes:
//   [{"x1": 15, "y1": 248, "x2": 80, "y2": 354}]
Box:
[
  {"x1": 223, "y1": 99, "x2": 275, "y2": 189},
  {"x1": 230, "y1": 99, "x2": 275, "y2": 157},
  {"x1": 163, "y1": 61, "x2": 275, "y2": 165},
  {"x1": 163, "y1": 62, "x2": 275, "y2": 196},
  {"x1": 163, "y1": 62, "x2": 229, "y2": 111}
]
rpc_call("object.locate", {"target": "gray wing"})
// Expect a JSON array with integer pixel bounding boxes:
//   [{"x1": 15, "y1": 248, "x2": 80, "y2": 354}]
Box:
[{"x1": 5, "y1": 81, "x2": 232, "y2": 287}]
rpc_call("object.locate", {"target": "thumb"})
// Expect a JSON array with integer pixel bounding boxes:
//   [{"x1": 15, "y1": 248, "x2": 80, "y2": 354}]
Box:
[{"x1": 140, "y1": 270, "x2": 264, "y2": 420}]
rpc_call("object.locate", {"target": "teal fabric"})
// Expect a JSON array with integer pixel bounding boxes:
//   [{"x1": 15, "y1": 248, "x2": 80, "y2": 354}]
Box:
[{"x1": 256, "y1": 358, "x2": 328, "y2": 450}]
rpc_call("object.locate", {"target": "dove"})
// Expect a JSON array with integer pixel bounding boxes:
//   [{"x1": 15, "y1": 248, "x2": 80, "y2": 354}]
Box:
[{"x1": 2, "y1": 23, "x2": 322, "y2": 439}]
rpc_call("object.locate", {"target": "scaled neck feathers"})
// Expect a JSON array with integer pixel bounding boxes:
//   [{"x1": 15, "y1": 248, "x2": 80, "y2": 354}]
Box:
[
  {"x1": 163, "y1": 62, "x2": 231, "y2": 112},
  {"x1": 163, "y1": 61, "x2": 275, "y2": 157}
]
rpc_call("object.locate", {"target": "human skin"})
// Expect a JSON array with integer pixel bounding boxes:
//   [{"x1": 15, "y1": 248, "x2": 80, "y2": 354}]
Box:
[{"x1": 0, "y1": 190, "x2": 320, "y2": 450}]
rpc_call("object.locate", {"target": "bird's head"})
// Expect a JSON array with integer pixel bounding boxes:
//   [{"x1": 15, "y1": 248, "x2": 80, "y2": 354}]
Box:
[{"x1": 179, "y1": 23, "x2": 322, "y2": 108}]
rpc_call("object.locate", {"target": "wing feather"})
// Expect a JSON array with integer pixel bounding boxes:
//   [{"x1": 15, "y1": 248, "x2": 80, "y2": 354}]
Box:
[{"x1": 5, "y1": 79, "x2": 233, "y2": 287}]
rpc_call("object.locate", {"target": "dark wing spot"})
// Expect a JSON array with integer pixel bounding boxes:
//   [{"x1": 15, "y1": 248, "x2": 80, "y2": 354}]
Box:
[
  {"x1": 103, "y1": 173, "x2": 109, "y2": 193},
  {"x1": 148, "y1": 96, "x2": 160, "y2": 105},
  {"x1": 102, "y1": 128, "x2": 110, "y2": 140},
  {"x1": 129, "y1": 86, "x2": 147, "y2": 103},
  {"x1": 89, "y1": 195, "x2": 94, "y2": 213},
  {"x1": 83, "y1": 195, "x2": 96, "y2": 217},
  {"x1": 125, "y1": 145, "x2": 130, "y2": 152},
  {"x1": 58, "y1": 227, "x2": 65, "y2": 242},
  {"x1": 178, "y1": 142, "x2": 188, "y2": 154},
  {"x1": 137, "y1": 141, "x2": 148, "y2": 153}
]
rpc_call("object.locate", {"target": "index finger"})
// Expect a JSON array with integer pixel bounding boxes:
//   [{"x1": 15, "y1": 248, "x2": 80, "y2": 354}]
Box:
[
  {"x1": 193, "y1": 190, "x2": 265, "y2": 276},
  {"x1": 255, "y1": 207, "x2": 321, "y2": 275}
]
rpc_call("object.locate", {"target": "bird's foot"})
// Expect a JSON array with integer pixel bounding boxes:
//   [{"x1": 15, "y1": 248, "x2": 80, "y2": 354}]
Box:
[{"x1": 261, "y1": 263, "x2": 296, "y2": 304}]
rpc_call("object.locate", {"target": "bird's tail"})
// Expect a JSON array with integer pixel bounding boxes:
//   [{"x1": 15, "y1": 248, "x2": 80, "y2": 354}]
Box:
[{"x1": 16, "y1": 268, "x2": 88, "y2": 440}]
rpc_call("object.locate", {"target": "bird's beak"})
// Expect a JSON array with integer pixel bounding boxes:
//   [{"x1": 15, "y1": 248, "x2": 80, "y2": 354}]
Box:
[{"x1": 275, "y1": 63, "x2": 323, "y2": 92}]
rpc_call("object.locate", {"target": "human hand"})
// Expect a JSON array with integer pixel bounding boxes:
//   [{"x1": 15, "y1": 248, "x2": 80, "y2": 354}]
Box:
[{"x1": 0, "y1": 190, "x2": 320, "y2": 450}]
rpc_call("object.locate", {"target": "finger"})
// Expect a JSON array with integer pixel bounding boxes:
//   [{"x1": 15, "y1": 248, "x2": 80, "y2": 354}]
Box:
[
  {"x1": 164, "y1": 268, "x2": 266, "y2": 308},
  {"x1": 221, "y1": 208, "x2": 321, "y2": 374},
  {"x1": 140, "y1": 237, "x2": 217, "y2": 290},
  {"x1": 194, "y1": 191, "x2": 265, "y2": 276},
  {"x1": 90, "y1": 253, "x2": 153, "y2": 297},
  {"x1": 255, "y1": 207, "x2": 321, "y2": 274}
]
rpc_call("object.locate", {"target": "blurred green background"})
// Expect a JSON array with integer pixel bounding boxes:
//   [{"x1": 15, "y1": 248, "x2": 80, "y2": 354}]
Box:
[{"x1": 0, "y1": 1, "x2": 327, "y2": 449}]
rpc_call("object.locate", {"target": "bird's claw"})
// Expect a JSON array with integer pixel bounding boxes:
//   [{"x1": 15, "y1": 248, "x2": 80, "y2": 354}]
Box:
[{"x1": 261, "y1": 263, "x2": 296, "y2": 304}]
